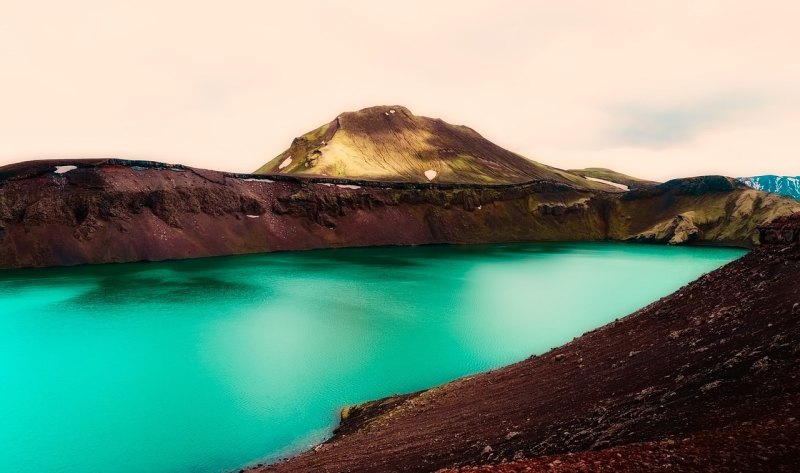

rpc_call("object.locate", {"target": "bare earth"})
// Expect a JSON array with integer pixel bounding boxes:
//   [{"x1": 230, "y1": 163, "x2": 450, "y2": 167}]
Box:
[{"x1": 253, "y1": 220, "x2": 800, "y2": 473}]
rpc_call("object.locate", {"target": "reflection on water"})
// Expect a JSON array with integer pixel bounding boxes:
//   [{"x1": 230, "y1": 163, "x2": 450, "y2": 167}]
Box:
[{"x1": 0, "y1": 242, "x2": 745, "y2": 473}]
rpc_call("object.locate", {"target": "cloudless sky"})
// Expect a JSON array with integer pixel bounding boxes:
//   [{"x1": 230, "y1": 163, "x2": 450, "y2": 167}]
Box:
[{"x1": 1, "y1": 1, "x2": 798, "y2": 180}]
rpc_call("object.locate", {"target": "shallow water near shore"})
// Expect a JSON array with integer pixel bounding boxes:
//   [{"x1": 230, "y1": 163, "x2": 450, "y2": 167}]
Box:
[{"x1": 0, "y1": 242, "x2": 745, "y2": 473}]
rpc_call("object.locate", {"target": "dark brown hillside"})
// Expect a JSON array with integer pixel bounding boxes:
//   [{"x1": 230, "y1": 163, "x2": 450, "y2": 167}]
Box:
[
  {"x1": 1, "y1": 159, "x2": 798, "y2": 269},
  {"x1": 252, "y1": 217, "x2": 800, "y2": 473}
]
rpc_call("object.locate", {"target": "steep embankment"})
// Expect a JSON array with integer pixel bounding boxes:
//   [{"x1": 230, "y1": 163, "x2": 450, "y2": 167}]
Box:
[
  {"x1": 613, "y1": 176, "x2": 798, "y2": 246},
  {"x1": 0, "y1": 159, "x2": 798, "y2": 269},
  {"x1": 252, "y1": 216, "x2": 800, "y2": 473},
  {"x1": 254, "y1": 106, "x2": 609, "y2": 190}
]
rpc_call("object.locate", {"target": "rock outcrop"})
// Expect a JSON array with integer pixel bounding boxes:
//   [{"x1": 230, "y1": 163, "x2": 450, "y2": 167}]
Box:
[{"x1": 759, "y1": 213, "x2": 800, "y2": 244}]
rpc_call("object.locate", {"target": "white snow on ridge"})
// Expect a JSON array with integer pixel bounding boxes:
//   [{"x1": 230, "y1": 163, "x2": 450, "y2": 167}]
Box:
[
  {"x1": 424, "y1": 170, "x2": 437, "y2": 181},
  {"x1": 240, "y1": 178, "x2": 274, "y2": 183},
  {"x1": 739, "y1": 175, "x2": 800, "y2": 200},
  {"x1": 585, "y1": 176, "x2": 629, "y2": 191},
  {"x1": 54, "y1": 165, "x2": 77, "y2": 174},
  {"x1": 278, "y1": 157, "x2": 293, "y2": 170}
]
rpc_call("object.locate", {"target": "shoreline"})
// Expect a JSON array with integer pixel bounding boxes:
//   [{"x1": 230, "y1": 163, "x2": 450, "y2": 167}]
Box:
[{"x1": 250, "y1": 216, "x2": 800, "y2": 472}]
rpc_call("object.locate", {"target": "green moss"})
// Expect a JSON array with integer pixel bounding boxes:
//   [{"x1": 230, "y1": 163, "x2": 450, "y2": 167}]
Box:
[{"x1": 568, "y1": 168, "x2": 660, "y2": 189}]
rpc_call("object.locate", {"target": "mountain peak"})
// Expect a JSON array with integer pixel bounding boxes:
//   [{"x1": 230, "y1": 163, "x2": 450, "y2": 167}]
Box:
[
  {"x1": 338, "y1": 105, "x2": 413, "y2": 118},
  {"x1": 255, "y1": 106, "x2": 597, "y2": 187}
]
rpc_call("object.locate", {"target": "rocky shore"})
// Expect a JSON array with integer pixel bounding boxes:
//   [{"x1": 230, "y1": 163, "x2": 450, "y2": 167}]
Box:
[{"x1": 251, "y1": 215, "x2": 800, "y2": 472}]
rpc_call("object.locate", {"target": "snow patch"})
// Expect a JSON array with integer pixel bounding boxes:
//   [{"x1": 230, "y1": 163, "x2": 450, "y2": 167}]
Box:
[
  {"x1": 424, "y1": 170, "x2": 437, "y2": 181},
  {"x1": 336, "y1": 184, "x2": 361, "y2": 189},
  {"x1": 246, "y1": 215, "x2": 260, "y2": 219},
  {"x1": 278, "y1": 157, "x2": 293, "y2": 170},
  {"x1": 241, "y1": 178, "x2": 274, "y2": 183},
  {"x1": 740, "y1": 175, "x2": 800, "y2": 200},
  {"x1": 389, "y1": 109, "x2": 396, "y2": 114},
  {"x1": 585, "y1": 176, "x2": 629, "y2": 191},
  {"x1": 54, "y1": 165, "x2": 77, "y2": 174}
]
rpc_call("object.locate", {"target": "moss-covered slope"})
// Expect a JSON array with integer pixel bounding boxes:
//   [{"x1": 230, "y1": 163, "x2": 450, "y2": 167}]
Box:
[
  {"x1": 568, "y1": 167, "x2": 661, "y2": 190},
  {"x1": 255, "y1": 106, "x2": 607, "y2": 189}
]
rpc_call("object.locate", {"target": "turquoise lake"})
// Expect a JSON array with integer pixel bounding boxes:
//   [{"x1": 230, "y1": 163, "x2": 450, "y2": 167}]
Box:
[{"x1": 0, "y1": 242, "x2": 745, "y2": 473}]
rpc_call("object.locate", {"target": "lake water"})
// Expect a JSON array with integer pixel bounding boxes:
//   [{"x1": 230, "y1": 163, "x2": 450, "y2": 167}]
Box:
[{"x1": 0, "y1": 242, "x2": 744, "y2": 473}]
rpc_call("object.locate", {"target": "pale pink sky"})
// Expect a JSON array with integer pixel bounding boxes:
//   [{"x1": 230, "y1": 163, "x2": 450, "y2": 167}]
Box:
[{"x1": 1, "y1": 1, "x2": 798, "y2": 180}]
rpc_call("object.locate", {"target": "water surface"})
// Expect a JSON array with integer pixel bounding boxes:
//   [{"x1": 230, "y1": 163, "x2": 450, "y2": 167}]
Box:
[{"x1": 0, "y1": 243, "x2": 745, "y2": 473}]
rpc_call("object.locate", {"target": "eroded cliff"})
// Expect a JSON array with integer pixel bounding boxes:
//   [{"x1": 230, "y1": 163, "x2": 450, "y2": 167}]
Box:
[{"x1": 0, "y1": 159, "x2": 797, "y2": 269}]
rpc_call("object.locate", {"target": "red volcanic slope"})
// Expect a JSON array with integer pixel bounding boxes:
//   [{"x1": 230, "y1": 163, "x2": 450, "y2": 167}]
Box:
[{"x1": 253, "y1": 224, "x2": 800, "y2": 473}]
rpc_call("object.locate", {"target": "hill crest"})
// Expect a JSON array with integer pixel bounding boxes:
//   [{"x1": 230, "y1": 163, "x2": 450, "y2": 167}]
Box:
[{"x1": 255, "y1": 106, "x2": 605, "y2": 188}]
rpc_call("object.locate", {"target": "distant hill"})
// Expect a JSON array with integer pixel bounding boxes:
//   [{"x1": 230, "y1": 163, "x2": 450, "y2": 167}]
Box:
[
  {"x1": 255, "y1": 105, "x2": 612, "y2": 189},
  {"x1": 739, "y1": 175, "x2": 800, "y2": 201},
  {"x1": 568, "y1": 167, "x2": 660, "y2": 191}
]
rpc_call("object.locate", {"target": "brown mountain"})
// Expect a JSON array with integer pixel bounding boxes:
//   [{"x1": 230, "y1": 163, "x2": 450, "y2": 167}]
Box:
[{"x1": 255, "y1": 106, "x2": 608, "y2": 189}]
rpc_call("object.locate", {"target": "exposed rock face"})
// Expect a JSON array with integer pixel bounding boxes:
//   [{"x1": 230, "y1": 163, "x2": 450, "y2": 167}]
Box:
[
  {"x1": 255, "y1": 106, "x2": 608, "y2": 188},
  {"x1": 620, "y1": 177, "x2": 798, "y2": 246},
  {"x1": 759, "y1": 213, "x2": 800, "y2": 244},
  {"x1": 252, "y1": 226, "x2": 800, "y2": 473},
  {"x1": 1, "y1": 160, "x2": 798, "y2": 269}
]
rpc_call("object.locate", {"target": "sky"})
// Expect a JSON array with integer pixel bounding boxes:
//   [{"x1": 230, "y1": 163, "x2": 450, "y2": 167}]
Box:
[{"x1": 1, "y1": 1, "x2": 798, "y2": 181}]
